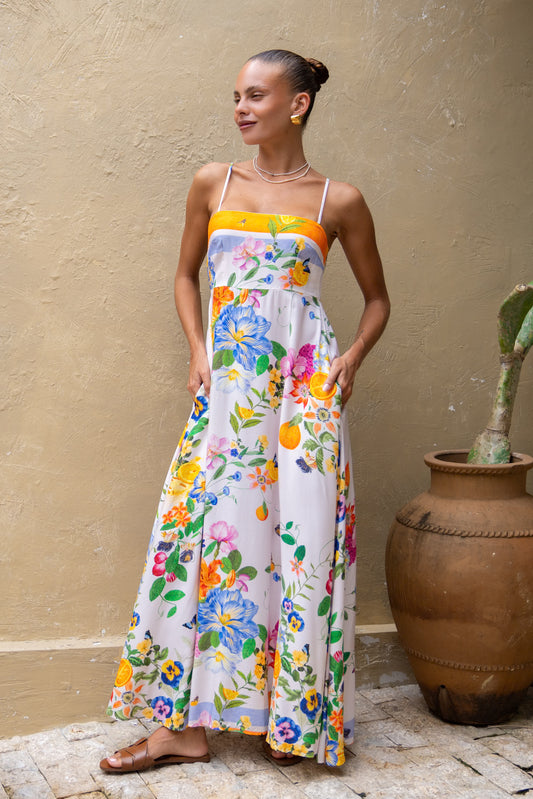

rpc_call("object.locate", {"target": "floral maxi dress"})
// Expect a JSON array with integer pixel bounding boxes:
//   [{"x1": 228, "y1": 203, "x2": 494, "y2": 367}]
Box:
[{"x1": 108, "y1": 201, "x2": 357, "y2": 767}]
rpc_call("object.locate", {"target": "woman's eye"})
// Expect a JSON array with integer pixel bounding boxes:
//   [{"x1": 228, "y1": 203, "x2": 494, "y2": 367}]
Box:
[{"x1": 251, "y1": 94, "x2": 263, "y2": 100}]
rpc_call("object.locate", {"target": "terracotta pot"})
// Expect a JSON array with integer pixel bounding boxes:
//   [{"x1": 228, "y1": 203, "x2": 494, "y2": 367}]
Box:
[{"x1": 386, "y1": 449, "x2": 533, "y2": 725}]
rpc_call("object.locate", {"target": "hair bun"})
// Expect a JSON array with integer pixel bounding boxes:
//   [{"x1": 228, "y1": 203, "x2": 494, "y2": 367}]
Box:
[{"x1": 306, "y1": 58, "x2": 329, "y2": 91}]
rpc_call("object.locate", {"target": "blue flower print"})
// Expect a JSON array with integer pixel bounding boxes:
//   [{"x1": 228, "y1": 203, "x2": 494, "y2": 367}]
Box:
[
  {"x1": 282, "y1": 597, "x2": 293, "y2": 613},
  {"x1": 151, "y1": 696, "x2": 173, "y2": 721},
  {"x1": 299, "y1": 688, "x2": 322, "y2": 721},
  {"x1": 273, "y1": 717, "x2": 301, "y2": 745},
  {"x1": 179, "y1": 547, "x2": 194, "y2": 563},
  {"x1": 288, "y1": 610, "x2": 305, "y2": 632},
  {"x1": 129, "y1": 611, "x2": 140, "y2": 630},
  {"x1": 161, "y1": 659, "x2": 184, "y2": 688},
  {"x1": 325, "y1": 739, "x2": 340, "y2": 766},
  {"x1": 192, "y1": 395, "x2": 208, "y2": 420},
  {"x1": 214, "y1": 305, "x2": 272, "y2": 371},
  {"x1": 214, "y1": 363, "x2": 253, "y2": 394},
  {"x1": 190, "y1": 473, "x2": 217, "y2": 506},
  {"x1": 197, "y1": 587, "x2": 259, "y2": 654}
]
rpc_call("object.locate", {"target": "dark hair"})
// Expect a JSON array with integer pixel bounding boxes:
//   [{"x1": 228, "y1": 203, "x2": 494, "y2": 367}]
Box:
[{"x1": 247, "y1": 49, "x2": 329, "y2": 125}]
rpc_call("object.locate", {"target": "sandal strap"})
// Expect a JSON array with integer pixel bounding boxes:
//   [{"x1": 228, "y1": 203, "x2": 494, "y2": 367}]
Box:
[{"x1": 114, "y1": 737, "x2": 154, "y2": 770}]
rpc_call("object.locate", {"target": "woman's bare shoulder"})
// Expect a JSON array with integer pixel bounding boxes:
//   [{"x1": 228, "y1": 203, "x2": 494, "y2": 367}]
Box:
[{"x1": 191, "y1": 161, "x2": 232, "y2": 189}]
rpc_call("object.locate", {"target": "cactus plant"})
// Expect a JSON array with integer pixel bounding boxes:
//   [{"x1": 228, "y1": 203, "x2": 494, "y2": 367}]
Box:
[{"x1": 468, "y1": 281, "x2": 533, "y2": 464}]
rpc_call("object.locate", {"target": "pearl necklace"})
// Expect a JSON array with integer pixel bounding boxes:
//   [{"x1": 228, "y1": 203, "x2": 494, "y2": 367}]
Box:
[{"x1": 253, "y1": 156, "x2": 310, "y2": 184}]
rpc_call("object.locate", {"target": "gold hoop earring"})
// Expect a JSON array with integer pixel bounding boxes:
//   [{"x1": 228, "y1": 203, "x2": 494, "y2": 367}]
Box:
[{"x1": 290, "y1": 114, "x2": 303, "y2": 126}]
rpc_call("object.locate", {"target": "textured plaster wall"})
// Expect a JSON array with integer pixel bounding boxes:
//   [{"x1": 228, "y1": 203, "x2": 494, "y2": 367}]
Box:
[{"x1": 1, "y1": 0, "x2": 532, "y2": 734}]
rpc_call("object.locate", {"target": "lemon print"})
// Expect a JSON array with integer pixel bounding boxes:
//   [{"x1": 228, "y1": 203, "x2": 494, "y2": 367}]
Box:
[
  {"x1": 309, "y1": 371, "x2": 337, "y2": 400},
  {"x1": 115, "y1": 658, "x2": 133, "y2": 688}
]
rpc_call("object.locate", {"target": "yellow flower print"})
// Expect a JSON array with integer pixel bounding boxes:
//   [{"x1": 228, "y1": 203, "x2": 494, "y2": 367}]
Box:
[
  {"x1": 292, "y1": 260, "x2": 310, "y2": 287},
  {"x1": 256, "y1": 677, "x2": 266, "y2": 692},
  {"x1": 142, "y1": 707, "x2": 154, "y2": 720},
  {"x1": 256, "y1": 650, "x2": 266, "y2": 665},
  {"x1": 292, "y1": 650, "x2": 308, "y2": 667},
  {"x1": 254, "y1": 663, "x2": 264, "y2": 680},
  {"x1": 269, "y1": 396, "x2": 280, "y2": 409},
  {"x1": 296, "y1": 238, "x2": 305, "y2": 252},
  {"x1": 222, "y1": 687, "x2": 239, "y2": 701},
  {"x1": 273, "y1": 650, "x2": 281, "y2": 680},
  {"x1": 137, "y1": 638, "x2": 152, "y2": 656},
  {"x1": 265, "y1": 458, "x2": 278, "y2": 483},
  {"x1": 258, "y1": 434, "x2": 268, "y2": 449},
  {"x1": 164, "y1": 710, "x2": 184, "y2": 728},
  {"x1": 240, "y1": 715, "x2": 251, "y2": 730},
  {"x1": 265, "y1": 244, "x2": 274, "y2": 252},
  {"x1": 292, "y1": 743, "x2": 309, "y2": 757},
  {"x1": 177, "y1": 459, "x2": 201, "y2": 485},
  {"x1": 326, "y1": 457, "x2": 335, "y2": 473}
]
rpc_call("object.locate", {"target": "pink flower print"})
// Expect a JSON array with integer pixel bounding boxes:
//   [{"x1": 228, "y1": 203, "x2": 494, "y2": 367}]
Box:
[
  {"x1": 236, "y1": 573, "x2": 250, "y2": 592},
  {"x1": 208, "y1": 520, "x2": 238, "y2": 554},
  {"x1": 280, "y1": 348, "x2": 307, "y2": 379},
  {"x1": 248, "y1": 289, "x2": 263, "y2": 308},
  {"x1": 206, "y1": 434, "x2": 230, "y2": 470},
  {"x1": 196, "y1": 710, "x2": 213, "y2": 726},
  {"x1": 232, "y1": 237, "x2": 266, "y2": 270},
  {"x1": 298, "y1": 343, "x2": 315, "y2": 377}
]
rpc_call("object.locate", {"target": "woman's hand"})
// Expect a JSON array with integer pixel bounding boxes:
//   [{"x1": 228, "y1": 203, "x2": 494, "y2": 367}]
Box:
[
  {"x1": 187, "y1": 348, "x2": 211, "y2": 399},
  {"x1": 323, "y1": 340, "x2": 364, "y2": 408}
]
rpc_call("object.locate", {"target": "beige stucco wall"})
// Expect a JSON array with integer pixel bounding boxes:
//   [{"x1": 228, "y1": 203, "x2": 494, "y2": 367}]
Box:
[{"x1": 2, "y1": 0, "x2": 532, "y2": 736}]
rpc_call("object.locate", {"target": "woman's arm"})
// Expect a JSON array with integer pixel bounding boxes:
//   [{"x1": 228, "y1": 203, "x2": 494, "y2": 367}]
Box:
[
  {"x1": 174, "y1": 164, "x2": 226, "y2": 398},
  {"x1": 323, "y1": 183, "x2": 390, "y2": 405}
]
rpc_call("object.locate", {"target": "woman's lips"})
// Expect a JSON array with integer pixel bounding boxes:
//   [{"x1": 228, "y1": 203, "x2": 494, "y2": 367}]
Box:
[{"x1": 239, "y1": 121, "x2": 256, "y2": 130}]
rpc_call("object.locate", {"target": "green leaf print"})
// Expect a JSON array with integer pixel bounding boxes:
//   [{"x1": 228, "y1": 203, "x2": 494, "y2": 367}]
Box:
[
  {"x1": 149, "y1": 577, "x2": 166, "y2": 601},
  {"x1": 281, "y1": 533, "x2": 296, "y2": 545},
  {"x1": 242, "y1": 418, "x2": 262, "y2": 428},
  {"x1": 330, "y1": 630, "x2": 342, "y2": 644},
  {"x1": 242, "y1": 638, "x2": 256, "y2": 659},
  {"x1": 316, "y1": 448, "x2": 324, "y2": 474},
  {"x1": 294, "y1": 545, "x2": 306, "y2": 561},
  {"x1": 214, "y1": 693, "x2": 223, "y2": 715},
  {"x1": 271, "y1": 341, "x2": 287, "y2": 361},
  {"x1": 222, "y1": 349, "x2": 235, "y2": 367},
  {"x1": 238, "y1": 566, "x2": 257, "y2": 580},
  {"x1": 258, "y1": 624, "x2": 268, "y2": 643},
  {"x1": 230, "y1": 413, "x2": 239, "y2": 435},
  {"x1": 248, "y1": 457, "x2": 267, "y2": 467},
  {"x1": 317, "y1": 595, "x2": 331, "y2": 616},
  {"x1": 167, "y1": 606, "x2": 177, "y2": 618},
  {"x1": 202, "y1": 540, "x2": 216, "y2": 558},
  {"x1": 164, "y1": 590, "x2": 185, "y2": 602},
  {"x1": 256, "y1": 353, "x2": 270, "y2": 375},
  {"x1": 198, "y1": 631, "x2": 220, "y2": 650},
  {"x1": 268, "y1": 218, "x2": 277, "y2": 239},
  {"x1": 289, "y1": 412, "x2": 303, "y2": 427},
  {"x1": 213, "y1": 463, "x2": 226, "y2": 480},
  {"x1": 245, "y1": 265, "x2": 260, "y2": 281},
  {"x1": 129, "y1": 656, "x2": 143, "y2": 666},
  {"x1": 227, "y1": 272, "x2": 236, "y2": 287},
  {"x1": 228, "y1": 549, "x2": 242, "y2": 570},
  {"x1": 212, "y1": 350, "x2": 225, "y2": 370}
]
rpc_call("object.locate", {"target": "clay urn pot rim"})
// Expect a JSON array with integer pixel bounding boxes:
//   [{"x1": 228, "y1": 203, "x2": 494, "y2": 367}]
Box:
[{"x1": 424, "y1": 449, "x2": 533, "y2": 475}]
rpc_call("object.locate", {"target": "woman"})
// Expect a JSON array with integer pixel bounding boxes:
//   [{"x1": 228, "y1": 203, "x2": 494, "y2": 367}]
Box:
[{"x1": 100, "y1": 49, "x2": 390, "y2": 772}]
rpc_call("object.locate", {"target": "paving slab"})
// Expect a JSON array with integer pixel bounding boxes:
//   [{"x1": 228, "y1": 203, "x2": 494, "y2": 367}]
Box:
[{"x1": 1, "y1": 685, "x2": 532, "y2": 799}]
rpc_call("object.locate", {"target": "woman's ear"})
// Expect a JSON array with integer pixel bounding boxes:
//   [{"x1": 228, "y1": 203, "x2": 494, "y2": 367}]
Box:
[{"x1": 291, "y1": 92, "x2": 311, "y2": 118}]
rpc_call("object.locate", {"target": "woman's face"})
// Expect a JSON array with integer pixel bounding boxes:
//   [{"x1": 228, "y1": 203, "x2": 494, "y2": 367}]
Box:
[{"x1": 233, "y1": 59, "x2": 301, "y2": 144}]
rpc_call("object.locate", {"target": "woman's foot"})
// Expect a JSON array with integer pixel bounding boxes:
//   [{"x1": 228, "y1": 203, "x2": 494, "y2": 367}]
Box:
[
  {"x1": 262, "y1": 740, "x2": 302, "y2": 767},
  {"x1": 100, "y1": 726, "x2": 209, "y2": 772}
]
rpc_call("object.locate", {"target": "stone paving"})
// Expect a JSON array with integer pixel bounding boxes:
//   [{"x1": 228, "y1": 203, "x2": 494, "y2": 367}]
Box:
[{"x1": 1, "y1": 684, "x2": 532, "y2": 799}]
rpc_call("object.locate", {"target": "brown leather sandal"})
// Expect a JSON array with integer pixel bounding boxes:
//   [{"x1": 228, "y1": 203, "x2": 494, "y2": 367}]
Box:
[
  {"x1": 262, "y1": 739, "x2": 303, "y2": 767},
  {"x1": 99, "y1": 736, "x2": 211, "y2": 773}
]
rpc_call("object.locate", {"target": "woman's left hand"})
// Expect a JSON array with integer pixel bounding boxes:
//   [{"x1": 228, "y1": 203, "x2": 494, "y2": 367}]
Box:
[{"x1": 323, "y1": 351, "x2": 361, "y2": 408}]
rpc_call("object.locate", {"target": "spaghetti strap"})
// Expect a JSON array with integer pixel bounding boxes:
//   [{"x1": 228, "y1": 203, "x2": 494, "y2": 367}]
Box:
[
  {"x1": 317, "y1": 178, "x2": 330, "y2": 225},
  {"x1": 217, "y1": 163, "x2": 234, "y2": 212}
]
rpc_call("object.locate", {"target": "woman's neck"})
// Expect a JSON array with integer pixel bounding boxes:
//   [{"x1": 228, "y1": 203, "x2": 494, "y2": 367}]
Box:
[{"x1": 255, "y1": 142, "x2": 308, "y2": 175}]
